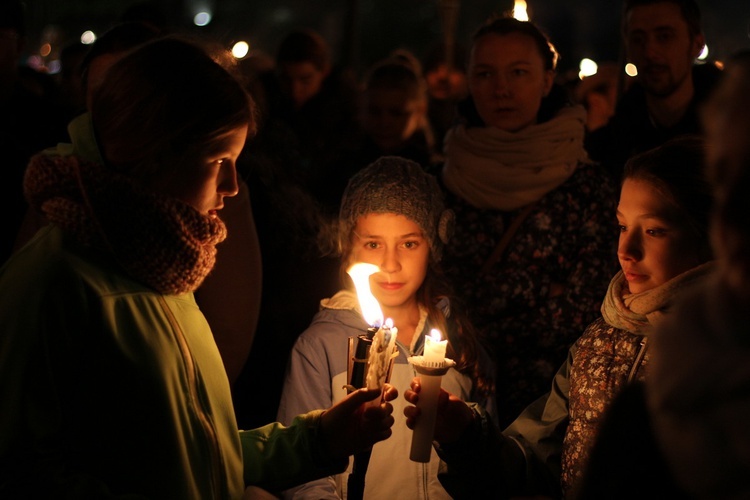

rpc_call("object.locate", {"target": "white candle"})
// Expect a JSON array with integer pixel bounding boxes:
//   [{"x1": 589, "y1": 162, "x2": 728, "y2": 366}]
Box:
[
  {"x1": 423, "y1": 328, "x2": 447, "y2": 364},
  {"x1": 409, "y1": 371, "x2": 442, "y2": 462}
]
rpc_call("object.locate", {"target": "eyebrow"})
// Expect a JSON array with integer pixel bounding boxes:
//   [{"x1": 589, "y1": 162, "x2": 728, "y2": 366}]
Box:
[
  {"x1": 354, "y1": 231, "x2": 423, "y2": 239},
  {"x1": 616, "y1": 210, "x2": 673, "y2": 222}
]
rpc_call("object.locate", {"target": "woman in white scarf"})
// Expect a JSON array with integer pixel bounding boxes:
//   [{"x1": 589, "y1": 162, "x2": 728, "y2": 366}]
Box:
[{"x1": 436, "y1": 15, "x2": 620, "y2": 427}]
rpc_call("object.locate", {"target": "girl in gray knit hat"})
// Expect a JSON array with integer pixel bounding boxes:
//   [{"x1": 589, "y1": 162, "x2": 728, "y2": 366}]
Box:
[{"x1": 277, "y1": 155, "x2": 496, "y2": 500}]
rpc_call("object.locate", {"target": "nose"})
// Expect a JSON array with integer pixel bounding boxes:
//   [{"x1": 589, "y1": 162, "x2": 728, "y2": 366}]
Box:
[
  {"x1": 218, "y1": 161, "x2": 239, "y2": 198},
  {"x1": 617, "y1": 230, "x2": 642, "y2": 262},
  {"x1": 379, "y1": 246, "x2": 402, "y2": 274},
  {"x1": 291, "y1": 82, "x2": 309, "y2": 108},
  {"x1": 493, "y1": 75, "x2": 510, "y2": 97},
  {"x1": 642, "y1": 35, "x2": 662, "y2": 62}
]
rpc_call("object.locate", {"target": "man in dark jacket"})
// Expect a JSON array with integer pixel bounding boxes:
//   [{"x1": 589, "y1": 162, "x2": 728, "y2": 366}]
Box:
[{"x1": 586, "y1": 0, "x2": 722, "y2": 183}]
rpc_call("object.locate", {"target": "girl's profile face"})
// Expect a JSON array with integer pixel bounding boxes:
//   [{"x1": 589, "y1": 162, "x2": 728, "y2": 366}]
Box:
[
  {"x1": 468, "y1": 31, "x2": 554, "y2": 132},
  {"x1": 362, "y1": 87, "x2": 424, "y2": 153},
  {"x1": 150, "y1": 125, "x2": 248, "y2": 217},
  {"x1": 617, "y1": 178, "x2": 703, "y2": 294},
  {"x1": 351, "y1": 213, "x2": 429, "y2": 314}
]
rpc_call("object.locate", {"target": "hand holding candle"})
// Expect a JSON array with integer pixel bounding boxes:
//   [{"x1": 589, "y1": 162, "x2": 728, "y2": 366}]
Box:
[{"x1": 408, "y1": 328, "x2": 455, "y2": 462}]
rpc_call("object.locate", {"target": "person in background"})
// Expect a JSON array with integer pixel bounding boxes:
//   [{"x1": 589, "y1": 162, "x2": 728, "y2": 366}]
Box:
[
  {"x1": 573, "y1": 62, "x2": 620, "y2": 133},
  {"x1": 585, "y1": 0, "x2": 722, "y2": 182},
  {"x1": 55, "y1": 40, "x2": 90, "y2": 123},
  {"x1": 321, "y1": 52, "x2": 439, "y2": 213},
  {"x1": 277, "y1": 156, "x2": 495, "y2": 499},
  {"x1": 0, "y1": 36, "x2": 396, "y2": 498},
  {"x1": 1, "y1": 0, "x2": 68, "y2": 265},
  {"x1": 422, "y1": 42, "x2": 469, "y2": 156},
  {"x1": 436, "y1": 14, "x2": 619, "y2": 428},
  {"x1": 257, "y1": 28, "x2": 362, "y2": 215},
  {"x1": 359, "y1": 52, "x2": 438, "y2": 167},
  {"x1": 234, "y1": 28, "x2": 360, "y2": 429},
  {"x1": 577, "y1": 50, "x2": 750, "y2": 500},
  {"x1": 403, "y1": 135, "x2": 716, "y2": 499}
]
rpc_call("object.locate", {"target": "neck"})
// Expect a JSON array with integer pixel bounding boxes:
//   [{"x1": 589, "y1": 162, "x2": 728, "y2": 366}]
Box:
[
  {"x1": 381, "y1": 299, "x2": 421, "y2": 347},
  {"x1": 644, "y1": 77, "x2": 695, "y2": 129}
]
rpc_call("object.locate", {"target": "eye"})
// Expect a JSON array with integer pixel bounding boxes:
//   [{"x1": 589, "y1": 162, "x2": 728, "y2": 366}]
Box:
[
  {"x1": 618, "y1": 224, "x2": 627, "y2": 233},
  {"x1": 365, "y1": 241, "x2": 379, "y2": 250},
  {"x1": 646, "y1": 228, "x2": 667, "y2": 236}
]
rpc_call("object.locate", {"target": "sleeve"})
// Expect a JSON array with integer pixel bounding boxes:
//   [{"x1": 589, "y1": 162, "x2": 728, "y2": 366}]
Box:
[
  {"x1": 503, "y1": 344, "x2": 575, "y2": 498},
  {"x1": 434, "y1": 403, "x2": 527, "y2": 498},
  {"x1": 275, "y1": 326, "x2": 344, "y2": 499},
  {"x1": 240, "y1": 411, "x2": 348, "y2": 494},
  {"x1": 434, "y1": 344, "x2": 574, "y2": 499}
]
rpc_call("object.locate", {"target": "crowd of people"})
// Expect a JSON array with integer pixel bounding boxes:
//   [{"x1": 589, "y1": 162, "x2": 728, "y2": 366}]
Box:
[{"x1": 1, "y1": 0, "x2": 748, "y2": 498}]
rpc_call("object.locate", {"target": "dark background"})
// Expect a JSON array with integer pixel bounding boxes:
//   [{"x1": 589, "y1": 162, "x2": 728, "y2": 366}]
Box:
[{"x1": 19, "y1": 0, "x2": 750, "y2": 77}]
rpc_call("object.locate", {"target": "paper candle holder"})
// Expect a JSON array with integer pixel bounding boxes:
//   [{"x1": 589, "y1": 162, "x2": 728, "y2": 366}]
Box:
[{"x1": 407, "y1": 356, "x2": 456, "y2": 376}]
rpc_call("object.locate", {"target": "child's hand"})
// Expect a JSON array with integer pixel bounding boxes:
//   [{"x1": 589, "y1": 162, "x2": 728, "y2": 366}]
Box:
[
  {"x1": 403, "y1": 376, "x2": 474, "y2": 444},
  {"x1": 320, "y1": 384, "x2": 397, "y2": 459}
]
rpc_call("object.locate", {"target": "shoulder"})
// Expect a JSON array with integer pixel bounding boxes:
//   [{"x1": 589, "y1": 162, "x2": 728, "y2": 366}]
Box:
[{"x1": 295, "y1": 305, "x2": 365, "y2": 347}]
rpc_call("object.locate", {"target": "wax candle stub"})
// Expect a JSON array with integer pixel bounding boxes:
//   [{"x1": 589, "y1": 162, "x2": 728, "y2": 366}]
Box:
[{"x1": 423, "y1": 328, "x2": 447, "y2": 364}]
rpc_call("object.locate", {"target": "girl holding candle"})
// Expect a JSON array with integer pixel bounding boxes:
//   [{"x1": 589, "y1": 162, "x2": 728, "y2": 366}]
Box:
[
  {"x1": 0, "y1": 37, "x2": 398, "y2": 498},
  {"x1": 403, "y1": 135, "x2": 716, "y2": 499},
  {"x1": 277, "y1": 155, "x2": 495, "y2": 499}
]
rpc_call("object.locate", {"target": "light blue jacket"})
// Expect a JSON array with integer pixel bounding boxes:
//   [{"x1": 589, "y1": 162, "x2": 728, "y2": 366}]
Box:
[{"x1": 277, "y1": 290, "x2": 494, "y2": 499}]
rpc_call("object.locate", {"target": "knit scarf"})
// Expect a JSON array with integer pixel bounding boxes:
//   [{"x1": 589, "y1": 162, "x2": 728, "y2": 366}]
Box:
[
  {"x1": 442, "y1": 105, "x2": 590, "y2": 210},
  {"x1": 601, "y1": 261, "x2": 716, "y2": 335},
  {"x1": 23, "y1": 153, "x2": 227, "y2": 295}
]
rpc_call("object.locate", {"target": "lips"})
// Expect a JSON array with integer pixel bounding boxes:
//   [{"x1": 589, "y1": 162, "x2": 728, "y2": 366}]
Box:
[
  {"x1": 624, "y1": 271, "x2": 647, "y2": 282},
  {"x1": 376, "y1": 281, "x2": 404, "y2": 291}
]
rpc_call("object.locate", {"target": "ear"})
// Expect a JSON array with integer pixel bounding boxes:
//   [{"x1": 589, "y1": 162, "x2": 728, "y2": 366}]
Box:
[
  {"x1": 691, "y1": 33, "x2": 706, "y2": 60},
  {"x1": 321, "y1": 61, "x2": 332, "y2": 78},
  {"x1": 542, "y1": 69, "x2": 555, "y2": 97}
]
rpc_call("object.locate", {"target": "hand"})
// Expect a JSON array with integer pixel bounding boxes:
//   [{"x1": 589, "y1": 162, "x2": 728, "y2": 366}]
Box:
[
  {"x1": 403, "y1": 376, "x2": 474, "y2": 445},
  {"x1": 320, "y1": 383, "x2": 397, "y2": 459}
]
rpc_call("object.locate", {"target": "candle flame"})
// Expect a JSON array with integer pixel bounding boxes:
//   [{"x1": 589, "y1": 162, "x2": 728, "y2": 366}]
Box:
[
  {"x1": 429, "y1": 328, "x2": 442, "y2": 342},
  {"x1": 347, "y1": 263, "x2": 383, "y2": 327}
]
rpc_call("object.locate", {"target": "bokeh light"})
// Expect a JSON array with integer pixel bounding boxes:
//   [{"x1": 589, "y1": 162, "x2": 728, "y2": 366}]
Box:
[
  {"x1": 193, "y1": 11, "x2": 211, "y2": 26},
  {"x1": 232, "y1": 41, "x2": 250, "y2": 59}
]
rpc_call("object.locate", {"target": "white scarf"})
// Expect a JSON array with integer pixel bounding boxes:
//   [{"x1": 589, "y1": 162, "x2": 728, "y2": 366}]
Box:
[{"x1": 442, "y1": 105, "x2": 590, "y2": 211}]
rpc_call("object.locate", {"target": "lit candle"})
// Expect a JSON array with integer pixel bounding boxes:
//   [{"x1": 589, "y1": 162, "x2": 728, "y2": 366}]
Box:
[
  {"x1": 347, "y1": 263, "x2": 399, "y2": 399},
  {"x1": 423, "y1": 329, "x2": 447, "y2": 364}
]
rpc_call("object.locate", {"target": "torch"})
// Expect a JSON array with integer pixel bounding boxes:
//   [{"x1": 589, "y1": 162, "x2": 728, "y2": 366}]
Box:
[{"x1": 345, "y1": 263, "x2": 399, "y2": 499}]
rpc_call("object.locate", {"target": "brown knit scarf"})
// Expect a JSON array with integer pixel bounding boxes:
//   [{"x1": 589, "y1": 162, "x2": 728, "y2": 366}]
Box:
[{"x1": 23, "y1": 153, "x2": 227, "y2": 295}]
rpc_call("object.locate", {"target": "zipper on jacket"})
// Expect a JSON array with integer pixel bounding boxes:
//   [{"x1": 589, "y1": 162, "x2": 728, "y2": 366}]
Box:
[
  {"x1": 627, "y1": 337, "x2": 649, "y2": 383},
  {"x1": 159, "y1": 296, "x2": 224, "y2": 498}
]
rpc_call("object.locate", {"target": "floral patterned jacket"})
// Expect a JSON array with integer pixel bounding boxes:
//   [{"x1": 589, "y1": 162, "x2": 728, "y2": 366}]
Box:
[
  {"x1": 560, "y1": 317, "x2": 648, "y2": 497},
  {"x1": 440, "y1": 161, "x2": 619, "y2": 427},
  {"x1": 434, "y1": 316, "x2": 648, "y2": 499}
]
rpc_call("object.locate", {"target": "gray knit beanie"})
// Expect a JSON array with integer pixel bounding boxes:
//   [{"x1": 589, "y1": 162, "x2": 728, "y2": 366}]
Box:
[{"x1": 339, "y1": 156, "x2": 454, "y2": 261}]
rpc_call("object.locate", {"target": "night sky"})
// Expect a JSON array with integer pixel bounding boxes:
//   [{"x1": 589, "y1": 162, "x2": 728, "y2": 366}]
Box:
[{"x1": 19, "y1": 0, "x2": 750, "y2": 76}]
